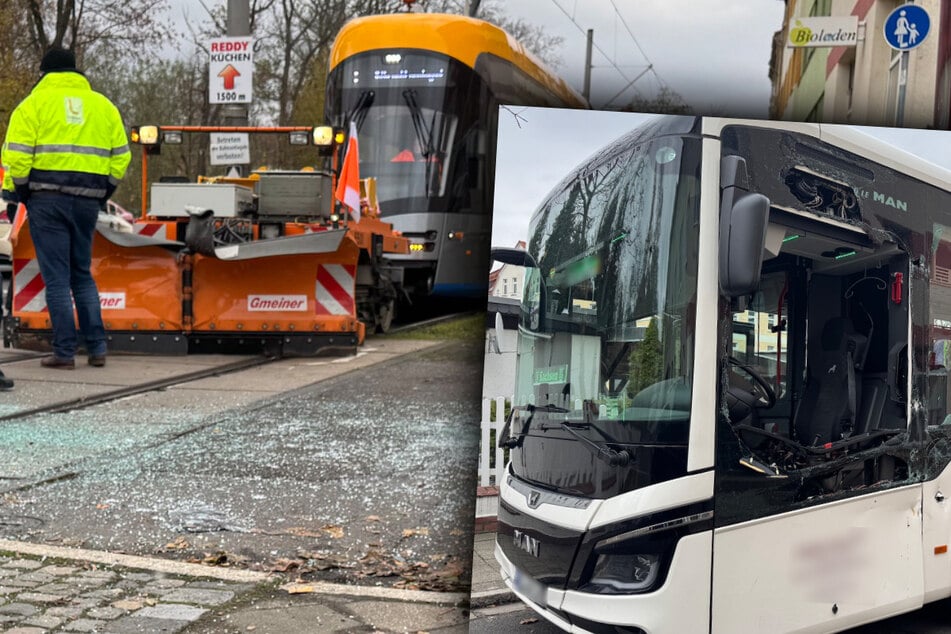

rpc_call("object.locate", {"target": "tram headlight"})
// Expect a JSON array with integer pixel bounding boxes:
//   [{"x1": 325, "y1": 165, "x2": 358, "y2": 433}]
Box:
[{"x1": 587, "y1": 553, "x2": 662, "y2": 593}]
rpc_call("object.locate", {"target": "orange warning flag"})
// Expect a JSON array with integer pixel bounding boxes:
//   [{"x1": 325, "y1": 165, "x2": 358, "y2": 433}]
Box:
[
  {"x1": 10, "y1": 203, "x2": 26, "y2": 246},
  {"x1": 334, "y1": 121, "x2": 361, "y2": 222}
]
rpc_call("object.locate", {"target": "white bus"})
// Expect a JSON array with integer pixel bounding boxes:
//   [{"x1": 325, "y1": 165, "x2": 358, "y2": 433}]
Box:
[{"x1": 492, "y1": 115, "x2": 951, "y2": 633}]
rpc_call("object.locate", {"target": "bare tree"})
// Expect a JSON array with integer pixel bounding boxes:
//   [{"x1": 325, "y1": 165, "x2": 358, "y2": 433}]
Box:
[
  {"x1": 626, "y1": 86, "x2": 692, "y2": 115},
  {"x1": 15, "y1": 0, "x2": 176, "y2": 68},
  {"x1": 0, "y1": 11, "x2": 35, "y2": 138},
  {"x1": 414, "y1": 0, "x2": 564, "y2": 67}
]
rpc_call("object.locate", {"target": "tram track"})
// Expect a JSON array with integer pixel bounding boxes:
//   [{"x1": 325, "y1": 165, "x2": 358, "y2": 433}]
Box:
[
  {"x1": 0, "y1": 355, "x2": 278, "y2": 423},
  {"x1": 0, "y1": 350, "x2": 50, "y2": 364},
  {"x1": 0, "y1": 309, "x2": 475, "y2": 424},
  {"x1": 384, "y1": 310, "x2": 478, "y2": 335}
]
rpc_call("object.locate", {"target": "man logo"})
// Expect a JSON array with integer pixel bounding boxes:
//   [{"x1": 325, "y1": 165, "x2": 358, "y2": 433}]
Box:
[{"x1": 513, "y1": 529, "x2": 540, "y2": 557}]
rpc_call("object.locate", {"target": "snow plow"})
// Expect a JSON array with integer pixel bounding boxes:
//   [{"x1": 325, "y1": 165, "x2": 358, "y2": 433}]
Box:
[{"x1": 3, "y1": 125, "x2": 408, "y2": 356}]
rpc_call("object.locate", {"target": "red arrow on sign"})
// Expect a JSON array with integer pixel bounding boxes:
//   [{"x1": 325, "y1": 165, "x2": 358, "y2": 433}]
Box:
[{"x1": 218, "y1": 64, "x2": 241, "y2": 90}]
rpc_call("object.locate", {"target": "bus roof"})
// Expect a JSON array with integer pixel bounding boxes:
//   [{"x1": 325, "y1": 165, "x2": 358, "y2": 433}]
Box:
[
  {"x1": 703, "y1": 118, "x2": 951, "y2": 194},
  {"x1": 329, "y1": 13, "x2": 587, "y2": 109}
]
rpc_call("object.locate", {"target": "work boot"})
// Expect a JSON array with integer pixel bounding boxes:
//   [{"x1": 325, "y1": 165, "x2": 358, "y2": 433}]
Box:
[
  {"x1": 0, "y1": 370, "x2": 12, "y2": 391},
  {"x1": 41, "y1": 356, "x2": 75, "y2": 370},
  {"x1": 88, "y1": 354, "x2": 106, "y2": 367}
]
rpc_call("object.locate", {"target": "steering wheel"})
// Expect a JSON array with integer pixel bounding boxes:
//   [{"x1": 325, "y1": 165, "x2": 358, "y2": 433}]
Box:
[{"x1": 728, "y1": 356, "x2": 777, "y2": 409}]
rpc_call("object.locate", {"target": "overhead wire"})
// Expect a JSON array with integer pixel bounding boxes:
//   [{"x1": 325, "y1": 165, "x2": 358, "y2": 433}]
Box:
[{"x1": 548, "y1": 0, "x2": 669, "y2": 107}]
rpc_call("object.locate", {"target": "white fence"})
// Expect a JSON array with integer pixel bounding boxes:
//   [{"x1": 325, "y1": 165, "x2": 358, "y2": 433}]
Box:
[{"x1": 479, "y1": 396, "x2": 510, "y2": 487}]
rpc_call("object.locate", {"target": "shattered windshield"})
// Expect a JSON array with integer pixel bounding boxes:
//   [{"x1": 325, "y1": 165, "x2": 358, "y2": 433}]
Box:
[{"x1": 509, "y1": 120, "x2": 702, "y2": 498}]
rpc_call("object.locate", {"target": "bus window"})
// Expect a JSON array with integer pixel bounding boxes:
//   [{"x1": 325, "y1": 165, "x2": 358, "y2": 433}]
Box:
[{"x1": 930, "y1": 223, "x2": 951, "y2": 427}]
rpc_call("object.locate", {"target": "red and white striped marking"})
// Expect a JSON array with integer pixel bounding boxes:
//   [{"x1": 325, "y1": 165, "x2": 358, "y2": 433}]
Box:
[
  {"x1": 315, "y1": 264, "x2": 355, "y2": 316},
  {"x1": 132, "y1": 223, "x2": 170, "y2": 239},
  {"x1": 12, "y1": 257, "x2": 48, "y2": 313},
  {"x1": 13, "y1": 259, "x2": 126, "y2": 313}
]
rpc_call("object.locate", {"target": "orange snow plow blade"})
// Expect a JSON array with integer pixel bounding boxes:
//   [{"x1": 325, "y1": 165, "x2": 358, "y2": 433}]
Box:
[
  {"x1": 2, "y1": 124, "x2": 406, "y2": 356},
  {"x1": 7, "y1": 218, "x2": 187, "y2": 353},
  {"x1": 188, "y1": 233, "x2": 365, "y2": 352}
]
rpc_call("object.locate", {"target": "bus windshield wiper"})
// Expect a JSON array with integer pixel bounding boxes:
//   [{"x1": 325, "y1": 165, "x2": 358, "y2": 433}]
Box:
[
  {"x1": 499, "y1": 404, "x2": 568, "y2": 449},
  {"x1": 560, "y1": 421, "x2": 632, "y2": 467}
]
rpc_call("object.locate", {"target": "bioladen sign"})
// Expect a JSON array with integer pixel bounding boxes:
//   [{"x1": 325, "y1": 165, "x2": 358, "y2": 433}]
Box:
[{"x1": 787, "y1": 16, "x2": 859, "y2": 48}]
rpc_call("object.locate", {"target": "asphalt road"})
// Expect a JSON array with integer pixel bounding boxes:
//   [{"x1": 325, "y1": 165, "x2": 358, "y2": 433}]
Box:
[
  {"x1": 469, "y1": 598, "x2": 951, "y2": 633},
  {"x1": 0, "y1": 336, "x2": 483, "y2": 592}
]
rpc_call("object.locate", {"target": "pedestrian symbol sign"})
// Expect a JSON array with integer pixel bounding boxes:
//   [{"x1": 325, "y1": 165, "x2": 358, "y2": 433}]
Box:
[{"x1": 884, "y1": 4, "x2": 930, "y2": 51}]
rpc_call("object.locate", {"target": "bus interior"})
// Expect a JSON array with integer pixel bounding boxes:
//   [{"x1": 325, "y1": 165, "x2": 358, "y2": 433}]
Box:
[{"x1": 723, "y1": 172, "x2": 913, "y2": 501}]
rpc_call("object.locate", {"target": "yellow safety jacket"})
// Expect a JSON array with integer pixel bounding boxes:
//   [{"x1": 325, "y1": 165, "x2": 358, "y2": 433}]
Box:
[{"x1": 1, "y1": 71, "x2": 131, "y2": 201}]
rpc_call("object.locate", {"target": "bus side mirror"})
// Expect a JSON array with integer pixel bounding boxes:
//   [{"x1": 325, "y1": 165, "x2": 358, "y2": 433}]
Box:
[
  {"x1": 491, "y1": 247, "x2": 536, "y2": 268},
  {"x1": 719, "y1": 155, "x2": 770, "y2": 297},
  {"x1": 492, "y1": 311, "x2": 507, "y2": 353}
]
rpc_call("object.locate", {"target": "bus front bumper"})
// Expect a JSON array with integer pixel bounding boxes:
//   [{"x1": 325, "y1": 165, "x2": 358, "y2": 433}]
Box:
[{"x1": 495, "y1": 531, "x2": 713, "y2": 634}]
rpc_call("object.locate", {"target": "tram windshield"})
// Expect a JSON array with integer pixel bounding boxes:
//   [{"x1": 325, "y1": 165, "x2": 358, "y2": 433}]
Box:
[
  {"x1": 327, "y1": 50, "x2": 481, "y2": 212},
  {"x1": 508, "y1": 119, "x2": 702, "y2": 498}
]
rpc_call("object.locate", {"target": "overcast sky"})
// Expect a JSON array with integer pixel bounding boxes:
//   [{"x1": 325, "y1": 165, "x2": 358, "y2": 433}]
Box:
[
  {"x1": 175, "y1": 1, "x2": 785, "y2": 114},
  {"x1": 503, "y1": 0, "x2": 785, "y2": 114},
  {"x1": 492, "y1": 108, "x2": 951, "y2": 248}
]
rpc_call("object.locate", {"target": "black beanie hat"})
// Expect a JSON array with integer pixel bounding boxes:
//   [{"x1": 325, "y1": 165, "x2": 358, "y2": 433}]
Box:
[{"x1": 40, "y1": 48, "x2": 77, "y2": 73}]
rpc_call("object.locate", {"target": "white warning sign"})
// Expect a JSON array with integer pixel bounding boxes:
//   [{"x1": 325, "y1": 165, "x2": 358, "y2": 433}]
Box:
[
  {"x1": 210, "y1": 132, "x2": 250, "y2": 166},
  {"x1": 209, "y1": 37, "x2": 253, "y2": 104}
]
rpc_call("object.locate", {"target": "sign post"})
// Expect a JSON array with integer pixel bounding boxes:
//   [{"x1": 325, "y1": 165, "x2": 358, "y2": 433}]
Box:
[{"x1": 883, "y1": 3, "x2": 931, "y2": 126}]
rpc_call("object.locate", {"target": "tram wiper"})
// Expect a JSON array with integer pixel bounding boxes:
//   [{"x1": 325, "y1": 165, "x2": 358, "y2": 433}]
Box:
[
  {"x1": 347, "y1": 90, "x2": 375, "y2": 131},
  {"x1": 560, "y1": 421, "x2": 632, "y2": 467},
  {"x1": 499, "y1": 404, "x2": 568, "y2": 449},
  {"x1": 402, "y1": 89, "x2": 432, "y2": 156},
  {"x1": 402, "y1": 89, "x2": 443, "y2": 197}
]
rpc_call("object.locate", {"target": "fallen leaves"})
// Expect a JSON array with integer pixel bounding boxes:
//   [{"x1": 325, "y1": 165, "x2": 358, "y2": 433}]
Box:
[
  {"x1": 269, "y1": 558, "x2": 301, "y2": 573},
  {"x1": 401, "y1": 527, "x2": 429, "y2": 538},
  {"x1": 320, "y1": 524, "x2": 344, "y2": 539},
  {"x1": 185, "y1": 551, "x2": 248, "y2": 567},
  {"x1": 164, "y1": 536, "x2": 190, "y2": 551},
  {"x1": 250, "y1": 524, "x2": 345, "y2": 539}
]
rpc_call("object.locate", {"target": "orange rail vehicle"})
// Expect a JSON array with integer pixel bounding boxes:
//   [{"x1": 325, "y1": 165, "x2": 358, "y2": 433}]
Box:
[{"x1": 4, "y1": 125, "x2": 408, "y2": 356}]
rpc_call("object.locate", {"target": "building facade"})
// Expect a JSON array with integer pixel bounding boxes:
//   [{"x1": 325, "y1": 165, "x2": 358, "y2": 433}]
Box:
[{"x1": 771, "y1": 0, "x2": 951, "y2": 128}]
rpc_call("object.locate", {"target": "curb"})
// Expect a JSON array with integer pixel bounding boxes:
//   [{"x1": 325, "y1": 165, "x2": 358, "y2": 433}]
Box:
[
  {"x1": 470, "y1": 587, "x2": 518, "y2": 609},
  {"x1": 0, "y1": 539, "x2": 470, "y2": 606},
  {"x1": 282, "y1": 581, "x2": 467, "y2": 605},
  {"x1": 0, "y1": 539, "x2": 271, "y2": 583}
]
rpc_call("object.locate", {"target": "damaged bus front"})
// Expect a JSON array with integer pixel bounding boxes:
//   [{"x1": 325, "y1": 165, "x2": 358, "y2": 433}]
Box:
[{"x1": 495, "y1": 115, "x2": 951, "y2": 633}]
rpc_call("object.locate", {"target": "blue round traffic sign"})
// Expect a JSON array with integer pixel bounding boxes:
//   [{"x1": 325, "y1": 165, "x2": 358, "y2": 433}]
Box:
[{"x1": 884, "y1": 4, "x2": 930, "y2": 51}]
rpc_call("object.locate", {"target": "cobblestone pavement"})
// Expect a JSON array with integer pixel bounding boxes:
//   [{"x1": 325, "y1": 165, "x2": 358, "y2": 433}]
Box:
[{"x1": 0, "y1": 552, "x2": 260, "y2": 633}]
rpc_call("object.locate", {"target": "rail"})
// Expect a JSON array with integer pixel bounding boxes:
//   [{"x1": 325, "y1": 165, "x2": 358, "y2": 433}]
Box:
[{"x1": 0, "y1": 356, "x2": 277, "y2": 423}]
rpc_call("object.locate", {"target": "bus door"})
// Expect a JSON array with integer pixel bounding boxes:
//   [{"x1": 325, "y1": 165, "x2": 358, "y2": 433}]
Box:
[
  {"x1": 711, "y1": 218, "x2": 924, "y2": 632},
  {"x1": 920, "y1": 220, "x2": 951, "y2": 603}
]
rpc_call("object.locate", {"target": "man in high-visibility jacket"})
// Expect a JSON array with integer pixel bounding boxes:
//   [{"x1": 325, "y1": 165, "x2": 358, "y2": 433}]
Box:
[{"x1": 1, "y1": 47, "x2": 131, "y2": 369}]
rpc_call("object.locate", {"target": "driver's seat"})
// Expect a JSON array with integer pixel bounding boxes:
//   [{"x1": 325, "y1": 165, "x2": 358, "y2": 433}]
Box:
[{"x1": 794, "y1": 317, "x2": 868, "y2": 446}]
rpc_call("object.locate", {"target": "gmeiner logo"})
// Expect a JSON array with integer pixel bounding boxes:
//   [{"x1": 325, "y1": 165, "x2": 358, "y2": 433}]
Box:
[{"x1": 513, "y1": 529, "x2": 540, "y2": 557}]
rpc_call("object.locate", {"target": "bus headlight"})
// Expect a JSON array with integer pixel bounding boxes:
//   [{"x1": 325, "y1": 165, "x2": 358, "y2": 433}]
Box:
[{"x1": 587, "y1": 553, "x2": 662, "y2": 593}]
